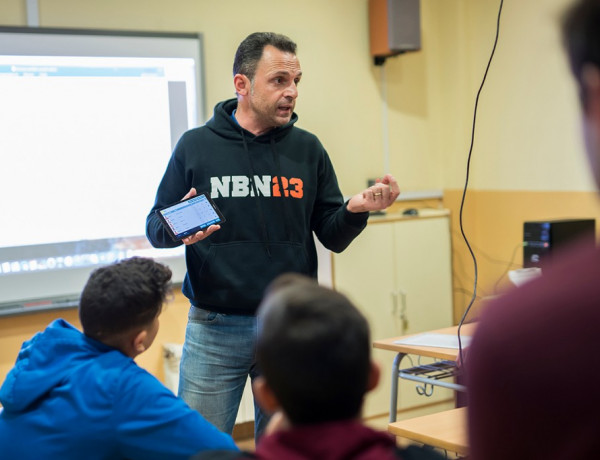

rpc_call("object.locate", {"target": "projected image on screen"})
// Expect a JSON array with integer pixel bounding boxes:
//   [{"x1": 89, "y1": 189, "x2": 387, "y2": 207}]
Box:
[{"x1": 0, "y1": 27, "x2": 203, "y2": 315}]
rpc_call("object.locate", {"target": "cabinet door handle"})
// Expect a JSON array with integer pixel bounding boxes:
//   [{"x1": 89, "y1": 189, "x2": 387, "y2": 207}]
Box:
[
  {"x1": 391, "y1": 289, "x2": 408, "y2": 333},
  {"x1": 397, "y1": 288, "x2": 408, "y2": 332}
]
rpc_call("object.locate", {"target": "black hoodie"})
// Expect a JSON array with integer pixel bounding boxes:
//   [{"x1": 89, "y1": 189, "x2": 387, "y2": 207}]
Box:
[{"x1": 146, "y1": 98, "x2": 368, "y2": 315}]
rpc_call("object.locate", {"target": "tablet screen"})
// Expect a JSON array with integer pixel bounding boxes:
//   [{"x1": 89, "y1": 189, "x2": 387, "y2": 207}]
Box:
[{"x1": 156, "y1": 193, "x2": 225, "y2": 241}]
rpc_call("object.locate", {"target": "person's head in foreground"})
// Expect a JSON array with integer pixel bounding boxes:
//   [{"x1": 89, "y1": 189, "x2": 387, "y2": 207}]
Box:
[
  {"x1": 563, "y1": 0, "x2": 600, "y2": 189},
  {"x1": 253, "y1": 273, "x2": 377, "y2": 425},
  {"x1": 79, "y1": 256, "x2": 172, "y2": 357}
]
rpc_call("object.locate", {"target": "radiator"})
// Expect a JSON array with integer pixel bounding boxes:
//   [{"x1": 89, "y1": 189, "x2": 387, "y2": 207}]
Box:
[{"x1": 236, "y1": 378, "x2": 255, "y2": 424}]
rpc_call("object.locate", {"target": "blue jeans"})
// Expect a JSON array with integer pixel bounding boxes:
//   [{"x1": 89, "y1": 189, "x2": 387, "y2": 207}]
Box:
[{"x1": 178, "y1": 306, "x2": 269, "y2": 440}]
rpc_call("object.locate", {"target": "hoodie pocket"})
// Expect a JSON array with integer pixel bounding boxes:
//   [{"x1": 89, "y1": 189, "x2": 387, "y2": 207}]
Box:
[{"x1": 197, "y1": 241, "x2": 310, "y2": 309}]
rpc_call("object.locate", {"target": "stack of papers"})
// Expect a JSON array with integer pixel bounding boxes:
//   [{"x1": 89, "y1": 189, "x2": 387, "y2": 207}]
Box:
[{"x1": 393, "y1": 333, "x2": 472, "y2": 349}]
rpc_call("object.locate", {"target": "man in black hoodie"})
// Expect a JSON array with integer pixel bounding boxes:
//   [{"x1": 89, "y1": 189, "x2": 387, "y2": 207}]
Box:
[{"x1": 146, "y1": 32, "x2": 400, "y2": 439}]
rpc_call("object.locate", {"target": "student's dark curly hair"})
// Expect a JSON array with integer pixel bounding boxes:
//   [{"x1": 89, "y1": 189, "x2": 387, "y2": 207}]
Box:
[
  {"x1": 79, "y1": 257, "x2": 172, "y2": 341},
  {"x1": 233, "y1": 32, "x2": 297, "y2": 81}
]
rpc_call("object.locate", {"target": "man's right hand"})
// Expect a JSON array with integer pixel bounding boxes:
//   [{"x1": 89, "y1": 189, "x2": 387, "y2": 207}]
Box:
[{"x1": 180, "y1": 187, "x2": 221, "y2": 245}]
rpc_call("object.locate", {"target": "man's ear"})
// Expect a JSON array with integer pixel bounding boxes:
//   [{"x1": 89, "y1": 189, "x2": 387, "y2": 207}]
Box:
[
  {"x1": 582, "y1": 65, "x2": 600, "y2": 115},
  {"x1": 252, "y1": 376, "x2": 280, "y2": 414},
  {"x1": 234, "y1": 73, "x2": 250, "y2": 96},
  {"x1": 366, "y1": 360, "x2": 381, "y2": 393},
  {"x1": 130, "y1": 329, "x2": 148, "y2": 357}
]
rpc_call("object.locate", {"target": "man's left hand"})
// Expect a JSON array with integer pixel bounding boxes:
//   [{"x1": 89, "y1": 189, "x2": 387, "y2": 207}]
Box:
[{"x1": 346, "y1": 174, "x2": 400, "y2": 213}]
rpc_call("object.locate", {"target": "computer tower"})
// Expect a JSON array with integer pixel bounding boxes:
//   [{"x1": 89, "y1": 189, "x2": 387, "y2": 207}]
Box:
[{"x1": 523, "y1": 219, "x2": 596, "y2": 268}]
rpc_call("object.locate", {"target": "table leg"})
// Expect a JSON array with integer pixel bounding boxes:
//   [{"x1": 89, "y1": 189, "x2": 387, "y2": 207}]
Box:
[{"x1": 389, "y1": 352, "x2": 407, "y2": 423}]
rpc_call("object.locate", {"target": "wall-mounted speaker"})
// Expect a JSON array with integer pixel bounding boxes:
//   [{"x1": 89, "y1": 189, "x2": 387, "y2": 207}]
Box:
[{"x1": 369, "y1": 0, "x2": 421, "y2": 65}]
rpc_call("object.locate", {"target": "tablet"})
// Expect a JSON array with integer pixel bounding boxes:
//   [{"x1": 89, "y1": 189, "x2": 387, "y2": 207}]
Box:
[{"x1": 155, "y1": 192, "x2": 225, "y2": 241}]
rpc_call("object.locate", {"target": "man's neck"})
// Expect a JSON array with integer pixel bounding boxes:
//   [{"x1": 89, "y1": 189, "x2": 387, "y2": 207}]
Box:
[{"x1": 234, "y1": 107, "x2": 273, "y2": 137}]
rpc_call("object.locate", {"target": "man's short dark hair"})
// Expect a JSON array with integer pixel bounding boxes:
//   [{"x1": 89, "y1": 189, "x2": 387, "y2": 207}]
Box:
[
  {"x1": 233, "y1": 32, "x2": 297, "y2": 81},
  {"x1": 256, "y1": 273, "x2": 371, "y2": 425},
  {"x1": 562, "y1": 0, "x2": 600, "y2": 99},
  {"x1": 79, "y1": 257, "x2": 172, "y2": 341}
]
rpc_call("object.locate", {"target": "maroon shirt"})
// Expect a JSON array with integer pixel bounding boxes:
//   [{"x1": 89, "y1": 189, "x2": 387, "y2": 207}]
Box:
[
  {"x1": 467, "y1": 243, "x2": 600, "y2": 459},
  {"x1": 255, "y1": 420, "x2": 399, "y2": 460}
]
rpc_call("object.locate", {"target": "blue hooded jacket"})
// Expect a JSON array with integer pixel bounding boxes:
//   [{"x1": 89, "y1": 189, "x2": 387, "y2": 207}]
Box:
[{"x1": 0, "y1": 319, "x2": 238, "y2": 459}]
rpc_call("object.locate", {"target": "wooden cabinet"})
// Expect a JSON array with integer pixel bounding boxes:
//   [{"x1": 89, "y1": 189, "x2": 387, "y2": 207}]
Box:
[{"x1": 317, "y1": 211, "x2": 454, "y2": 418}]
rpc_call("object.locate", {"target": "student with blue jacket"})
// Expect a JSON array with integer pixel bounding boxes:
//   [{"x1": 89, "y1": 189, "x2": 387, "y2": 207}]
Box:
[{"x1": 0, "y1": 257, "x2": 238, "y2": 460}]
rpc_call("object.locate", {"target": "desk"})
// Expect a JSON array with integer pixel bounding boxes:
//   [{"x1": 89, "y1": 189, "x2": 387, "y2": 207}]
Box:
[
  {"x1": 388, "y1": 407, "x2": 468, "y2": 456},
  {"x1": 373, "y1": 323, "x2": 476, "y2": 422}
]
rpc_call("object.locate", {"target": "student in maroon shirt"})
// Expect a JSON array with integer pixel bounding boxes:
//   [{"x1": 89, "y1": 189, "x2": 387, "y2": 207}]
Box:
[
  {"x1": 195, "y1": 273, "x2": 444, "y2": 460},
  {"x1": 466, "y1": 1, "x2": 600, "y2": 459}
]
